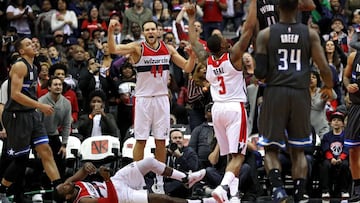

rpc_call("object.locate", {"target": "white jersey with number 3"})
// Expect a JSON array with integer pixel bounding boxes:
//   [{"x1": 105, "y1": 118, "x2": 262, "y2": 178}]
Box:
[{"x1": 206, "y1": 53, "x2": 247, "y2": 102}]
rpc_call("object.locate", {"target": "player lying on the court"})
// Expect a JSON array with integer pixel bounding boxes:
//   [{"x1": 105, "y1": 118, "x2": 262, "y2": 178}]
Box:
[{"x1": 55, "y1": 157, "x2": 206, "y2": 203}]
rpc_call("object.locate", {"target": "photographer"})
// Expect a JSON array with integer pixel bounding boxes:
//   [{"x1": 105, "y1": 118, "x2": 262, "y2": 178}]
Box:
[{"x1": 163, "y1": 129, "x2": 199, "y2": 198}]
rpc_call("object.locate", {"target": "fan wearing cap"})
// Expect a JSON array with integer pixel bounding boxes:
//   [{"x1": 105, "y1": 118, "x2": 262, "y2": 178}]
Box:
[
  {"x1": 319, "y1": 111, "x2": 351, "y2": 199},
  {"x1": 327, "y1": 17, "x2": 349, "y2": 53}
]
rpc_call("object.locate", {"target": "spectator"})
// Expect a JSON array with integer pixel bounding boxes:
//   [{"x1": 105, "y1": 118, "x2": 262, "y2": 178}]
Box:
[
  {"x1": 323, "y1": 39, "x2": 346, "y2": 106},
  {"x1": 6, "y1": 0, "x2": 35, "y2": 38},
  {"x1": 52, "y1": 30, "x2": 67, "y2": 55},
  {"x1": 51, "y1": 0, "x2": 78, "y2": 39},
  {"x1": 78, "y1": 57, "x2": 112, "y2": 113},
  {"x1": 163, "y1": 129, "x2": 199, "y2": 197},
  {"x1": 35, "y1": 0, "x2": 56, "y2": 45},
  {"x1": 310, "y1": 69, "x2": 337, "y2": 139},
  {"x1": 48, "y1": 63, "x2": 79, "y2": 123},
  {"x1": 168, "y1": 74, "x2": 188, "y2": 124},
  {"x1": 320, "y1": 111, "x2": 351, "y2": 199},
  {"x1": 38, "y1": 76, "x2": 72, "y2": 189},
  {"x1": 81, "y1": 5, "x2": 108, "y2": 40},
  {"x1": 189, "y1": 102, "x2": 215, "y2": 169},
  {"x1": 98, "y1": 0, "x2": 116, "y2": 23},
  {"x1": 126, "y1": 21, "x2": 145, "y2": 42},
  {"x1": 48, "y1": 45, "x2": 67, "y2": 65},
  {"x1": 37, "y1": 61, "x2": 50, "y2": 98},
  {"x1": 121, "y1": 0, "x2": 152, "y2": 40},
  {"x1": 187, "y1": 63, "x2": 211, "y2": 131},
  {"x1": 109, "y1": 10, "x2": 123, "y2": 44},
  {"x1": 197, "y1": 0, "x2": 227, "y2": 40},
  {"x1": 175, "y1": 5, "x2": 207, "y2": 50},
  {"x1": 152, "y1": 0, "x2": 170, "y2": 24},
  {"x1": 77, "y1": 90, "x2": 119, "y2": 140},
  {"x1": 67, "y1": 45, "x2": 88, "y2": 84}
]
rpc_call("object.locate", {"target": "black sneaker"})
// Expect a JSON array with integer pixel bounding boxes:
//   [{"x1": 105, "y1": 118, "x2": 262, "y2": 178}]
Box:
[{"x1": 294, "y1": 194, "x2": 309, "y2": 203}]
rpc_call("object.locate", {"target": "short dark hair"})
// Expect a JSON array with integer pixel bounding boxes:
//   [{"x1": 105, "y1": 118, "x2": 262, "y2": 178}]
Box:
[
  {"x1": 14, "y1": 37, "x2": 27, "y2": 52},
  {"x1": 47, "y1": 76, "x2": 63, "y2": 87},
  {"x1": 49, "y1": 63, "x2": 68, "y2": 76},
  {"x1": 88, "y1": 90, "x2": 106, "y2": 103},
  {"x1": 142, "y1": 20, "x2": 158, "y2": 31},
  {"x1": 207, "y1": 34, "x2": 222, "y2": 54}
]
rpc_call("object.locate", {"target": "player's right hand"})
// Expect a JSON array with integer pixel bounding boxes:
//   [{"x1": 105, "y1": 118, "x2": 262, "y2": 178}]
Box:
[
  {"x1": 99, "y1": 166, "x2": 111, "y2": 181},
  {"x1": 109, "y1": 19, "x2": 119, "y2": 32},
  {"x1": 39, "y1": 103, "x2": 54, "y2": 116},
  {"x1": 347, "y1": 83, "x2": 359, "y2": 94}
]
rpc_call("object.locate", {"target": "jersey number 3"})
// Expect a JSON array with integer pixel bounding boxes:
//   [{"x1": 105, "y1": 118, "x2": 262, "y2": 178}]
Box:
[
  {"x1": 218, "y1": 76, "x2": 226, "y2": 94},
  {"x1": 278, "y1": 49, "x2": 301, "y2": 71}
]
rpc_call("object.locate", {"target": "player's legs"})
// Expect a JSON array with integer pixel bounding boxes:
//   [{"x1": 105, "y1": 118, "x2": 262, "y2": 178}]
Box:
[
  {"x1": 133, "y1": 97, "x2": 153, "y2": 161},
  {"x1": 152, "y1": 95, "x2": 170, "y2": 163},
  {"x1": 35, "y1": 143, "x2": 60, "y2": 181},
  {"x1": 133, "y1": 140, "x2": 147, "y2": 161}
]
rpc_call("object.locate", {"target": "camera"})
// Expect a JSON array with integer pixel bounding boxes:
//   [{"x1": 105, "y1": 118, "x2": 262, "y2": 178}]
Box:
[
  {"x1": 2, "y1": 36, "x2": 14, "y2": 44},
  {"x1": 168, "y1": 142, "x2": 179, "y2": 152}
]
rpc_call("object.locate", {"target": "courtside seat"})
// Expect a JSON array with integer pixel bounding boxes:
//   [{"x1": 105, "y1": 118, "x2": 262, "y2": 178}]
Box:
[{"x1": 80, "y1": 135, "x2": 121, "y2": 170}]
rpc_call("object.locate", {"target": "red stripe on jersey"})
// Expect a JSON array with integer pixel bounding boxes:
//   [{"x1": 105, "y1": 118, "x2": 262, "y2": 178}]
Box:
[
  {"x1": 142, "y1": 41, "x2": 169, "y2": 56},
  {"x1": 239, "y1": 102, "x2": 247, "y2": 143},
  {"x1": 207, "y1": 53, "x2": 229, "y2": 68},
  {"x1": 132, "y1": 96, "x2": 136, "y2": 125}
]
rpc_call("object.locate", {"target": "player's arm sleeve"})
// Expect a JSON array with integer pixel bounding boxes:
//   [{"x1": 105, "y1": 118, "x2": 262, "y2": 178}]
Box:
[
  {"x1": 98, "y1": 180, "x2": 118, "y2": 203},
  {"x1": 254, "y1": 53, "x2": 268, "y2": 79}
]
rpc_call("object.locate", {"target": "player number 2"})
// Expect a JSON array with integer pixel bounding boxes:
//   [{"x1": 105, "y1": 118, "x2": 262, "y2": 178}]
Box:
[
  {"x1": 218, "y1": 76, "x2": 226, "y2": 94},
  {"x1": 278, "y1": 49, "x2": 301, "y2": 71},
  {"x1": 151, "y1": 65, "x2": 163, "y2": 77}
]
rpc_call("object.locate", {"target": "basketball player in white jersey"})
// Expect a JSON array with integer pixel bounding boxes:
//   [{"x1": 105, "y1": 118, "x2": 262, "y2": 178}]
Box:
[
  {"x1": 55, "y1": 157, "x2": 206, "y2": 203},
  {"x1": 186, "y1": 0, "x2": 257, "y2": 202},
  {"x1": 108, "y1": 19, "x2": 196, "y2": 193}
]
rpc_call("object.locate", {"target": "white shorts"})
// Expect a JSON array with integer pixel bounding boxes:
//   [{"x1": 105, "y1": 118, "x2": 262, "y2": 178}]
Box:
[
  {"x1": 111, "y1": 162, "x2": 148, "y2": 203},
  {"x1": 134, "y1": 96, "x2": 170, "y2": 140},
  {"x1": 212, "y1": 102, "x2": 248, "y2": 156}
]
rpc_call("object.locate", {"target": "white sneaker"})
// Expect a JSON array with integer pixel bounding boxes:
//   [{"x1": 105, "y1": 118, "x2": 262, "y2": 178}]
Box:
[
  {"x1": 322, "y1": 192, "x2": 330, "y2": 198},
  {"x1": 151, "y1": 183, "x2": 165, "y2": 194},
  {"x1": 211, "y1": 185, "x2": 230, "y2": 203},
  {"x1": 186, "y1": 169, "x2": 206, "y2": 188},
  {"x1": 229, "y1": 196, "x2": 240, "y2": 203},
  {"x1": 32, "y1": 194, "x2": 43, "y2": 202},
  {"x1": 342, "y1": 192, "x2": 350, "y2": 198},
  {"x1": 202, "y1": 197, "x2": 218, "y2": 203}
]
